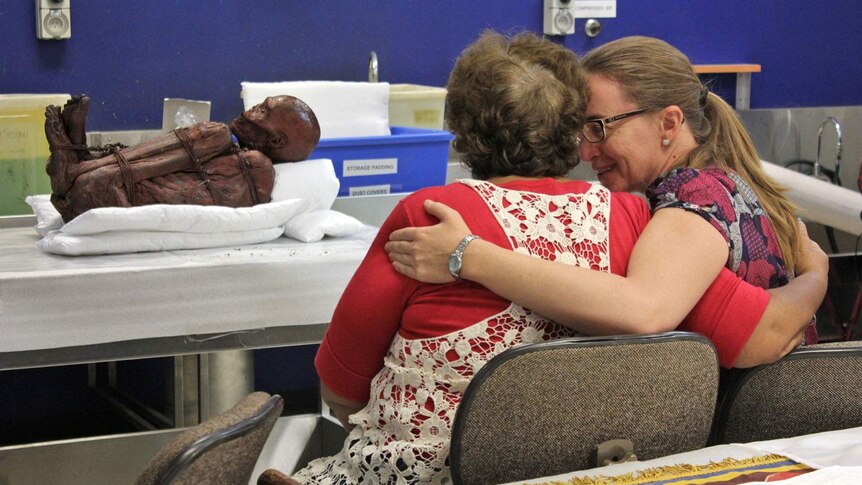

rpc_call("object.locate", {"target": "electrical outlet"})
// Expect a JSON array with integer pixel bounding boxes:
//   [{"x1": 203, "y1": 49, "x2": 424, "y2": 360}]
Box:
[
  {"x1": 543, "y1": 0, "x2": 575, "y2": 36},
  {"x1": 36, "y1": 0, "x2": 71, "y2": 40}
]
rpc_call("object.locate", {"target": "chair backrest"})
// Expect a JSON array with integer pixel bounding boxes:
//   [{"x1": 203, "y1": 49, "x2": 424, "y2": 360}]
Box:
[
  {"x1": 714, "y1": 341, "x2": 862, "y2": 444},
  {"x1": 449, "y1": 332, "x2": 719, "y2": 485},
  {"x1": 136, "y1": 391, "x2": 284, "y2": 485}
]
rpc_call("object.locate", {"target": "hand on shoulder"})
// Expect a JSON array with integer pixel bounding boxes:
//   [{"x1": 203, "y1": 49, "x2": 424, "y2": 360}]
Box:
[{"x1": 386, "y1": 200, "x2": 471, "y2": 283}]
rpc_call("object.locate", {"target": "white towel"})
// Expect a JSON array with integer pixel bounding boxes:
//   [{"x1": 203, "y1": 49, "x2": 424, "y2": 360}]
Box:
[
  {"x1": 38, "y1": 226, "x2": 286, "y2": 256},
  {"x1": 59, "y1": 199, "x2": 304, "y2": 235},
  {"x1": 27, "y1": 158, "x2": 365, "y2": 254},
  {"x1": 284, "y1": 210, "x2": 366, "y2": 243},
  {"x1": 271, "y1": 158, "x2": 366, "y2": 242},
  {"x1": 271, "y1": 158, "x2": 340, "y2": 212},
  {"x1": 241, "y1": 81, "x2": 391, "y2": 139},
  {"x1": 25, "y1": 194, "x2": 64, "y2": 236}
]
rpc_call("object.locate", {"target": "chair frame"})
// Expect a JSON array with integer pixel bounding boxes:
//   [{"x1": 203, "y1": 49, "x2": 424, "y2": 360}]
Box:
[
  {"x1": 713, "y1": 342, "x2": 862, "y2": 444},
  {"x1": 449, "y1": 331, "x2": 718, "y2": 485},
  {"x1": 154, "y1": 394, "x2": 284, "y2": 485}
]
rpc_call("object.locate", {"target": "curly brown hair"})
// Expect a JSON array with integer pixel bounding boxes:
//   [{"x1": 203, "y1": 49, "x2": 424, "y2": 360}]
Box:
[{"x1": 445, "y1": 30, "x2": 587, "y2": 180}]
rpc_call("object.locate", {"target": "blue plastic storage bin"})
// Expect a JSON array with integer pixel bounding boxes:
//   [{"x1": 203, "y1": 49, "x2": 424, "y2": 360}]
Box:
[{"x1": 309, "y1": 126, "x2": 453, "y2": 197}]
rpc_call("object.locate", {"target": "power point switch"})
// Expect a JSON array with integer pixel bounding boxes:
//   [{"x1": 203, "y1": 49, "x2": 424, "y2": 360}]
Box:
[
  {"x1": 36, "y1": 0, "x2": 71, "y2": 40},
  {"x1": 543, "y1": 0, "x2": 575, "y2": 36}
]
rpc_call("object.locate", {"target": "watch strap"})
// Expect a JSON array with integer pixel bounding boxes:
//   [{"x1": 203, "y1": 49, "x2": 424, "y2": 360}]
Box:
[{"x1": 449, "y1": 234, "x2": 481, "y2": 280}]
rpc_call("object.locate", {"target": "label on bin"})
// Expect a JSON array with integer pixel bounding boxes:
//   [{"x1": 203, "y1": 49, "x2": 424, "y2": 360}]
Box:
[
  {"x1": 349, "y1": 184, "x2": 391, "y2": 196},
  {"x1": 0, "y1": 121, "x2": 31, "y2": 157},
  {"x1": 343, "y1": 158, "x2": 398, "y2": 177}
]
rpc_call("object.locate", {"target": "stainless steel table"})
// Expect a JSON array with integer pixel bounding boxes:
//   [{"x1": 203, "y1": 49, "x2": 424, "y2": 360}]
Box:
[{"x1": 0, "y1": 216, "x2": 376, "y2": 423}]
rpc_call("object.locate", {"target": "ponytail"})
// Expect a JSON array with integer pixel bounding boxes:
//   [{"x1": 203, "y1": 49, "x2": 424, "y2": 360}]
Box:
[{"x1": 686, "y1": 92, "x2": 800, "y2": 270}]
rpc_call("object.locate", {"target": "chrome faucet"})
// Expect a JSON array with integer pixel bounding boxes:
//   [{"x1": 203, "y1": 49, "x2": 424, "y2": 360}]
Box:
[
  {"x1": 815, "y1": 116, "x2": 843, "y2": 185},
  {"x1": 368, "y1": 51, "x2": 379, "y2": 83}
]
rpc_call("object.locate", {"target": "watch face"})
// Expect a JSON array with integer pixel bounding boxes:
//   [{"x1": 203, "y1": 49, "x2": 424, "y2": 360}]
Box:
[{"x1": 448, "y1": 254, "x2": 461, "y2": 277}]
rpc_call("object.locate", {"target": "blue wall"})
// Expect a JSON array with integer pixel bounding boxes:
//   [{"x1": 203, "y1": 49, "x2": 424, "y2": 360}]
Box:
[{"x1": 2, "y1": 1, "x2": 860, "y2": 131}]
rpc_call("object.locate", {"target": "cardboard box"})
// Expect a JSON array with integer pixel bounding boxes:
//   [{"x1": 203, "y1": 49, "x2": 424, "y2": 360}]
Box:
[{"x1": 310, "y1": 126, "x2": 453, "y2": 197}]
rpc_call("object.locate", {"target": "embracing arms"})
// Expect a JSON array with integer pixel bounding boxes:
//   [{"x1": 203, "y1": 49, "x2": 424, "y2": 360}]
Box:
[
  {"x1": 734, "y1": 222, "x2": 827, "y2": 367},
  {"x1": 387, "y1": 200, "x2": 725, "y2": 333},
  {"x1": 386, "y1": 200, "x2": 828, "y2": 367}
]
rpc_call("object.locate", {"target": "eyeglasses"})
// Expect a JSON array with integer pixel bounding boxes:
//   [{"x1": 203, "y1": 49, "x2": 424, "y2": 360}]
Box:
[{"x1": 580, "y1": 108, "x2": 649, "y2": 144}]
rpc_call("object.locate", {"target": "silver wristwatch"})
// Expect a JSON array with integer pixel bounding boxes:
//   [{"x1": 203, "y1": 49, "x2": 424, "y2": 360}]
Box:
[{"x1": 448, "y1": 234, "x2": 481, "y2": 281}]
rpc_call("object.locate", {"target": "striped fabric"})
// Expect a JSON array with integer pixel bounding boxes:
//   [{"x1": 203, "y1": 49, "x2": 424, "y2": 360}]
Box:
[{"x1": 540, "y1": 454, "x2": 812, "y2": 485}]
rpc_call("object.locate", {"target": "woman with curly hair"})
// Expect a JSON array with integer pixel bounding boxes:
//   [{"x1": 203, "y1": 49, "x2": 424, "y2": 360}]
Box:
[{"x1": 285, "y1": 30, "x2": 649, "y2": 483}]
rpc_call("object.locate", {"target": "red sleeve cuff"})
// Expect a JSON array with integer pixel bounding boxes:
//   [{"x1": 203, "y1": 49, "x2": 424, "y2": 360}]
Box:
[
  {"x1": 314, "y1": 336, "x2": 373, "y2": 402},
  {"x1": 711, "y1": 288, "x2": 769, "y2": 368},
  {"x1": 682, "y1": 272, "x2": 770, "y2": 368}
]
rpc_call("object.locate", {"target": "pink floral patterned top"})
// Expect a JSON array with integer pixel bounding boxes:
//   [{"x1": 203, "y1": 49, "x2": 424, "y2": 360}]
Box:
[{"x1": 647, "y1": 165, "x2": 817, "y2": 344}]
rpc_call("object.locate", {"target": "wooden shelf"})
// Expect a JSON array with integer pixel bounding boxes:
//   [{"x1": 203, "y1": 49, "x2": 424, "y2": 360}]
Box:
[
  {"x1": 694, "y1": 64, "x2": 761, "y2": 74},
  {"x1": 693, "y1": 64, "x2": 762, "y2": 110}
]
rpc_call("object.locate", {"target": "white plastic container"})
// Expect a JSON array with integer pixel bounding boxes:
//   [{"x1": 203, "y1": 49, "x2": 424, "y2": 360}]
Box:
[
  {"x1": 0, "y1": 94, "x2": 70, "y2": 216},
  {"x1": 388, "y1": 84, "x2": 447, "y2": 130}
]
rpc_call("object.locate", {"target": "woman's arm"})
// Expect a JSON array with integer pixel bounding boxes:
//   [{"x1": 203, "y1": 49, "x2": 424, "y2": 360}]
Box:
[
  {"x1": 734, "y1": 222, "x2": 828, "y2": 367},
  {"x1": 321, "y1": 381, "x2": 366, "y2": 430},
  {"x1": 315, "y1": 201, "x2": 421, "y2": 428},
  {"x1": 387, "y1": 202, "x2": 828, "y2": 367},
  {"x1": 388, "y1": 200, "x2": 728, "y2": 334}
]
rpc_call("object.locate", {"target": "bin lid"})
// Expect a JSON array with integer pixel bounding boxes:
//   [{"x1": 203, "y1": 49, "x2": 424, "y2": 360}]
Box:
[{"x1": 316, "y1": 126, "x2": 452, "y2": 148}]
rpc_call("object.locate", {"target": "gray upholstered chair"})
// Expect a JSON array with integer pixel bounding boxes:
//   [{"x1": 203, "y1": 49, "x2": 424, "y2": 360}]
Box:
[
  {"x1": 449, "y1": 332, "x2": 719, "y2": 485},
  {"x1": 714, "y1": 341, "x2": 862, "y2": 444},
  {"x1": 136, "y1": 391, "x2": 283, "y2": 485}
]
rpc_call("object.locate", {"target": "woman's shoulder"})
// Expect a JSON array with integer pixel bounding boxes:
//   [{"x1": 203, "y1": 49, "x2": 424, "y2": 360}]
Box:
[
  {"x1": 396, "y1": 182, "x2": 481, "y2": 213},
  {"x1": 401, "y1": 178, "x2": 610, "y2": 209},
  {"x1": 646, "y1": 165, "x2": 731, "y2": 204}
]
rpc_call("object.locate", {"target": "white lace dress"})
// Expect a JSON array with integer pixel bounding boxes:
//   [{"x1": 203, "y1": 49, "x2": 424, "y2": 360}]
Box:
[{"x1": 293, "y1": 179, "x2": 612, "y2": 484}]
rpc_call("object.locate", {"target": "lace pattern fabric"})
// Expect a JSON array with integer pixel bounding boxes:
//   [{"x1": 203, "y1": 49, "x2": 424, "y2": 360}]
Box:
[
  {"x1": 460, "y1": 179, "x2": 611, "y2": 271},
  {"x1": 294, "y1": 179, "x2": 612, "y2": 484}
]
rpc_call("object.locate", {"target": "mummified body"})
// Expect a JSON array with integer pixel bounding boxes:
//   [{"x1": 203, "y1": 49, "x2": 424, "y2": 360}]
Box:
[{"x1": 45, "y1": 95, "x2": 320, "y2": 222}]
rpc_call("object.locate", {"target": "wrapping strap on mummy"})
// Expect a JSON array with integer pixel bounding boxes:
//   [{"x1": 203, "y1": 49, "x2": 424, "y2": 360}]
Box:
[
  {"x1": 109, "y1": 147, "x2": 136, "y2": 206},
  {"x1": 175, "y1": 126, "x2": 221, "y2": 206}
]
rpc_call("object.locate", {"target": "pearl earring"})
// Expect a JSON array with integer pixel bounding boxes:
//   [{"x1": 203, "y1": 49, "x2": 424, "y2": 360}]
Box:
[{"x1": 662, "y1": 138, "x2": 670, "y2": 146}]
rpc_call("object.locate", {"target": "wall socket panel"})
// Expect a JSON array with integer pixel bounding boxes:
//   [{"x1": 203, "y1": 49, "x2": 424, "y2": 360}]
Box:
[
  {"x1": 36, "y1": 0, "x2": 71, "y2": 40},
  {"x1": 543, "y1": 0, "x2": 575, "y2": 36}
]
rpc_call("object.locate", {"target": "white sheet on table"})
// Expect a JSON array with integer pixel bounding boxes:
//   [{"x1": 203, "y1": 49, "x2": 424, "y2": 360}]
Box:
[
  {"x1": 241, "y1": 81, "x2": 391, "y2": 139},
  {"x1": 513, "y1": 445, "x2": 763, "y2": 484},
  {"x1": 37, "y1": 226, "x2": 286, "y2": 256},
  {"x1": 513, "y1": 427, "x2": 862, "y2": 485},
  {"x1": 0, "y1": 225, "x2": 378, "y2": 353},
  {"x1": 742, "y1": 466, "x2": 862, "y2": 484},
  {"x1": 741, "y1": 425, "x2": 862, "y2": 468}
]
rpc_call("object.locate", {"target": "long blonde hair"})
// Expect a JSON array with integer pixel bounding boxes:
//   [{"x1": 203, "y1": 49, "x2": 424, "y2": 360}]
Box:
[{"x1": 581, "y1": 36, "x2": 800, "y2": 270}]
